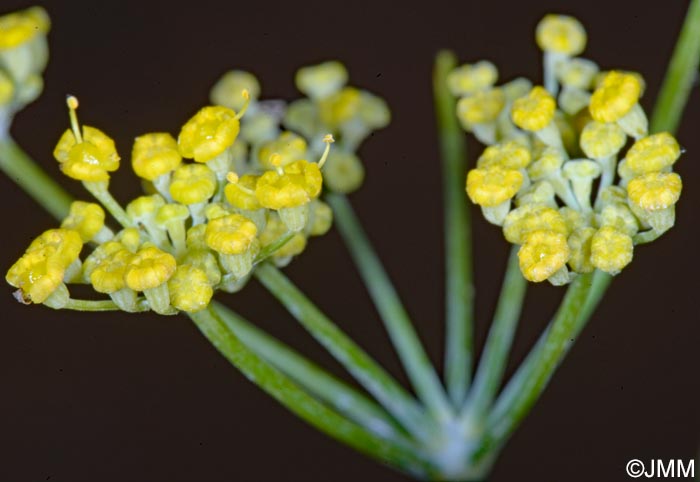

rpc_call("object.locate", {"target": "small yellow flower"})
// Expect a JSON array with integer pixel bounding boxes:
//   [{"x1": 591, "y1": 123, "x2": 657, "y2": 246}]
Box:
[
  {"x1": 295, "y1": 61, "x2": 348, "y2": 99},
  {"x1": 205, "y1": 214, "x2": 258, "y2": 255},
  {"x1": 124, "y1": 246, "x2": 177, "y2": 291},
  {"x1": 511, "y1": 86, "x2": 556, "y2": 132},
  {"x1": 210, "y1": 70, "x2": 260, "y2": 111},
  {"x1": 527, "y1": 147, "x2": 564, "y2": 180},
  {"x1": 61, "y1": 201, "x2": 106, "y2": 242},
  {"x1": 503, "y1": 205, "x2": 568, "y2": 244},
  {"x1": 624, "y1": 133, "x2": 681, "y2": 175},
  {"x1": 579, "y1": 121, "x2": 626, "y2": 159},
  {"x1": 518, "y1": 230, "x2": 570, "y2": 282},
  {"x1": 178, "y1": 106, "x2": 241, "y2": 163},
  {"x1": 307, "y1": 200, "x2": 333, "y2": 236},
  {"x1": 6, "y1": 228, "x2": 82, "y2": 303},
  {"x1": 477, "y1": 141, "x2": 532, "y2": 170},
  {"x1": 54, "y1": 125, "x2": 120, "y2": 182},
  {"x1": 259, "y1": 214, "x2": 307, "y2": 259},
  {"x1": 456, "y1": 88, "x2": 505, "y2": 126},
  {"x1": 179, "y1": 249, "x2": 222, "y2": 286},
  {"x1": 466, "y1": 166, "x2": 523, "y2": 207},
  {"x1": 168, "y1": 264, "x2": 213, "y2": 313},
  {"x1": 131, "y1": 133, "x2": 182, "y2": 181},
  {"x1": 258, "y1": 131, "x2": 307, "y2": 169},
  {"x1": 516, "y1": 181, "x2": 556, "y2": 208},
  {"x1": 90, "y1": 248, "x2": 133, "y2": 294},
  {"x1": 536, "y1": 14, "x2": 587, "y2": 56},
  {"x1": 322, "y1": 150, "x2": 365, "y2": 194},
  {"x1": 169, "y1": 164, "x2": 217, "y2": 205},
  {"x1": 0, "y1": 6, "x2": 50, "y2": 50},
  {"x1": 589, "y1": 71, "x2": 641, "y2": 123},
  {"x1": 567, "y1": 227, "x2": 596, "y2": 273},
  {"x1": 590, "y1": 226, "x2": 633, "y2": 274},
  {"x1": 447, "y1": 61, "x2": 498, "y2": 96},
  {"x1": 224, "y1": 173, "x2": 261, "y2": 210},
  {"x1": 255, "y1": 160, "x2": 323, "y2": 210},
  {"x1": 82, "y1": 241, "x2": 127, "y2": 281},
  {"x1": 598, "y1": 203, "x2": 639, "y2": 236},
  {"x1": 627, "y1": 172, "x2": 682, "y2": 211}
]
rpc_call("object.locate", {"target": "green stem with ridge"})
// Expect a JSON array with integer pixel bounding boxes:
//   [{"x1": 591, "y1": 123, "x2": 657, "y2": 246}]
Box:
[
  {"x1": 433, "y1": 50, "x2": 475, "y2": 407},
  {"x1": 326, "y1": 193, "x2": 453, "y2": 422},
  {"x1": 650, "y1": 0, "x2": 700, "y2": 134},
  {"x1": 254, "y1": 262, "x2": 434, "y2": 439},
  {"x1": 0, "y1": 136, "x2": 72, "y2": 220},
  {"x1": 460, "y1": 247, "x2": 526, "y2": 426},
  {"x1": 189, "y1": 305, "x2": 430, "y2": 475},
  {"x1": 210, "y1": 300, "x2": 409, "y2": 441}
]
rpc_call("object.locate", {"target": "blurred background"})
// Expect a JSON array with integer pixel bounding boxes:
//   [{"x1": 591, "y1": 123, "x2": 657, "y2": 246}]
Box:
[{"x1": 0, "y1": 1, "x2": 698, "y2": 481}]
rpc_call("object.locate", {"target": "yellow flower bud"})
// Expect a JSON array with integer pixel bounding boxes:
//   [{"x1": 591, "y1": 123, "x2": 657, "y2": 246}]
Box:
[
  {"x1": 61, "y1": 201, "x2": 106, "y2": 242},
  {"x1": 180, "y1": 249, "x2": 222, "y2": 286},
  {"x1": 178, "y1": 106, "x2": 240, "y2": 163},
  {"x1": 82, "y1": 241, "x2": 127, "y2": 281},
  {"x1": 131, "y1": 133, "x2": 182, "y2": 181},
  {"x1": 295, "y1": 61, "x2": 348, "y2": 99},
  {"x1": 322, "y1": 150, "x2": 365, "y2": 194},
  {"x1": 54, "y1": 126, "x2": 120, "y2": 182},
  {"x1": 260, "y1": 214, "x2": 307, "y2": 260},
  {"x1": 90, "y1": 248, "x2": 133, "y2": 294},
  {"x1": 6, "y1": 249, "x2": 65, "y2": 303},
  {"x1": 477, "y1": 141, "x2": 532, "y2": 170},
  {"x1": 536, "y1": 14, "x2": 587, "y2": 56},
  {"x1": 124, "y1": 246, "x2": 176, "y2": 291},
  {"x1": 210, "y1": 70, "x2": 260, "y2": 111},
  {"x1": 116, "y1": 228, "x2": 141, "y2": 253},
  {"x1": 589, "y1": 71, "x2": 641, "y2": 123},
  {"x1": 168, "y1": 265, "x2": 213, "y2": 313},
  {"x1": 624, "y1": 133, "x2": 681, "y2": 175},
  {"x1": 358, "y1": 91, "x2": 391, "y2": 130},
  {"x1": 258, "y1": 131, "x2": 307, "y2": 169},
  {"x1": 255, "y1": 160, "x2": 323, "y2": 209},
  {"x1": 598, "y1": 203, "x2": 639, "y2": 237},
  {"x1": 205, "y1": 214, "x2": 258, "y2": 255},
  {"x1": 466, "y1": 166, "x2": 523, "y2": 207},
  {"x1": 26, "y1": 228, "x2": 83, "y2": 266},
  {"x1": 590, "y1": 226, "x2": 633, "y2": 274},
  {"x1": 579, "y1": 121, "x2": 626, "y2": 159},
  {"x1": 447, "y1": 61, "x2": 498, "y2": 96},
  {"x1": 503, "y1": 205, "x2": 568, "y2": 244},
  {"x1": 511, "y1": 86, "x2": 555, "y2": 132},
  {"x1": 567, "y1": 227, "x2": 596, "y2": 273},
  {"x1": 527, "y1": 147, "x2": 564, "y2": 180},
  {"x1": 0, "y1": 6, "x2": 50, "y2": 49},
  {"x1": 627, "y1": 172, "x2": 682, "y2": 211},
  {"x1": 169, "y1": 164, "x2": 217, "y2": 205},
  {"x1": 224, "y1": 173, "x2": 261, "y2": 210},
  {"x1": 515, "y1": 181, "x2": 556, "y2": 208},
  {"x1": 307, "y1": 200, "x2": 333, "y2": 237},
  {"x1": 518, "y1": 230, "x2": 570, "y2": 282},
  {"x1": 456, "y1": 88, "x2": 505, "y2": 126}
]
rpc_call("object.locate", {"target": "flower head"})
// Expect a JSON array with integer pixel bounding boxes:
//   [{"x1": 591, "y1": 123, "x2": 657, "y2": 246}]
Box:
[
  {"x1": 255, "y1": 160, "x2": 323, "y2": 210},
  {"x1": 295, "y1": 61, "x2": 348, "y2": 99},
  {"x1": 590, "y1": 226, "x2": 633, "y2": 274},
  {"x1": 131, "y1": 133, "x2": 182, "y2": 181},
  {"x1": 627, "y1": 172, "x2": 682, "y2": 211},
  {"x1": 589, "y1": 71, "x2": 641, "y2": 123},
  {"x1": 169, "y1": 164, "x2": 217, "y2": 205},
  {"x1": 511, "y1": 86, "x2": 555, "y2": 132},
  {"x1": 536, "y1": 14, "x2": 587, "y2": 56},
  {"x1": 624, "y1": 133, "x2": 681, "y2": 175},
  {"x1": 168, "y1": 265, "x2": 213, "y2": 313},
  {"x1": 178, "y1": 105, "x2": 241, "y2": 163},
  {"x1": 518, "y1": 230, "x2": 570, "y2": 282},
  {"x1": 205, "y1": 214, "x2": 258, "y2": 255},
  {"x1": 466, "y1": 167, "x2": 523, "y2": 207},
  {"x1": 61, "y1": 201, "x2": 106, "y2": 242},
  {"x1": 124, "y1": 246, "x2": 176, "y2": 291},
  {"x1": 447, "y1": 61, "x2": 498, "y2": 96}
]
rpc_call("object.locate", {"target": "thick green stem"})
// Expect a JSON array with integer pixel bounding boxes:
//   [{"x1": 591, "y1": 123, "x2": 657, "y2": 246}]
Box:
[
  {"x1": 254, "y1": 262, "x2": 433, "y2": 439},
  {"x1": 460, "y1": 247, "x2": 526, "y2": 426},
  {"x1": 475, "y1": 271, "x2": 611, "y2": 459},
  {"x1": 210, "y1": 300, "x2": 409, "y2": 441},
  {"x1": 83, "y1": 181, "x2": 134, "y2": 229},
  {"x1": 0, "y1": 136, "x2": 72, "y2": 220},
  {"x1": 650, "y1": 0, "x2": 700, "y2": 134},
  {"x1": 189, "y1": 305, "x2": 429, "y2": 475},
  {"x1": 326, "y1": 193, "x2": 453, "y2": 422},
  {"x1": 433, "y1": 50, "x2": 474, "y2": 407}
]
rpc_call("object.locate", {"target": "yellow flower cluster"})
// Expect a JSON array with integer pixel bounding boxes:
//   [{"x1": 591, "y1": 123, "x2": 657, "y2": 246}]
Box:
[
  {"x1": 0, "y1": 6, "x2": 49, "y2": 124},
  {"x1": 455, "y1": 15, "x2": 683, "y2": 284},
  {"x1": 7, "y1": 60, "x2": 389, "y2": 313}
]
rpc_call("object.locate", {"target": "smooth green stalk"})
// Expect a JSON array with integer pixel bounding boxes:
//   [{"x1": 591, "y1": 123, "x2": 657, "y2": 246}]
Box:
[
  {"x1": 189, "y1": 305, "x2": 430, "y2": 475},
  {"x1": 650, "y1": 0, "x2": 700, "y2": 134},
  {"x1": 475, "y1": 270, "x2": 611, "y2": 460},
  {"x1": 433, "y1": 50, "x2": 474, "y2": 407},
  {"x1": 211, "y1": 300, "x2": 409, "y2": 441},
  {"x1": 326, "y1": 193, "x2": 453, "y2": 422},
  {"x1": 0, "y1": 136, "x2": 72, "y2": 220},
  {"x1": 460, "y1": 247, "x2": 526, "y2": 426},
  {"x1": 254, "y1": 262, "x2": 434, "y2": 439},
  {"x1": 83, "y1": 181, "x2": 134, "y2": 229},
  {"x1": 62, "y1": 298, "x2": 150, "y2": 312}
]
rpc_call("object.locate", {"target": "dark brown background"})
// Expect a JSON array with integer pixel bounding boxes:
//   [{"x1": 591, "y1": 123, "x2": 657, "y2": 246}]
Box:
[{"x1": 1, "y1": 1, "x2": 698, "y2": 481}]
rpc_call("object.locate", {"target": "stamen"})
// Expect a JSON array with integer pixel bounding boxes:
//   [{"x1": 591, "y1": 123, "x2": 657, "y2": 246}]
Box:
[
  {"x1": 270, "y1": 153, "x2": 284, "y2": 175},
  {"x1": 318, "y1": 134, "x2": 335, "y2": 169},
  {"x1": 66, "y1": 95, "x2": 82, "y2": 143},
  {"x1": 226, "y1": 171, "x2": 255, "y2": 195},
  {"x1": 233, "y1": 89, "x2": 251, "y2": 120}
]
